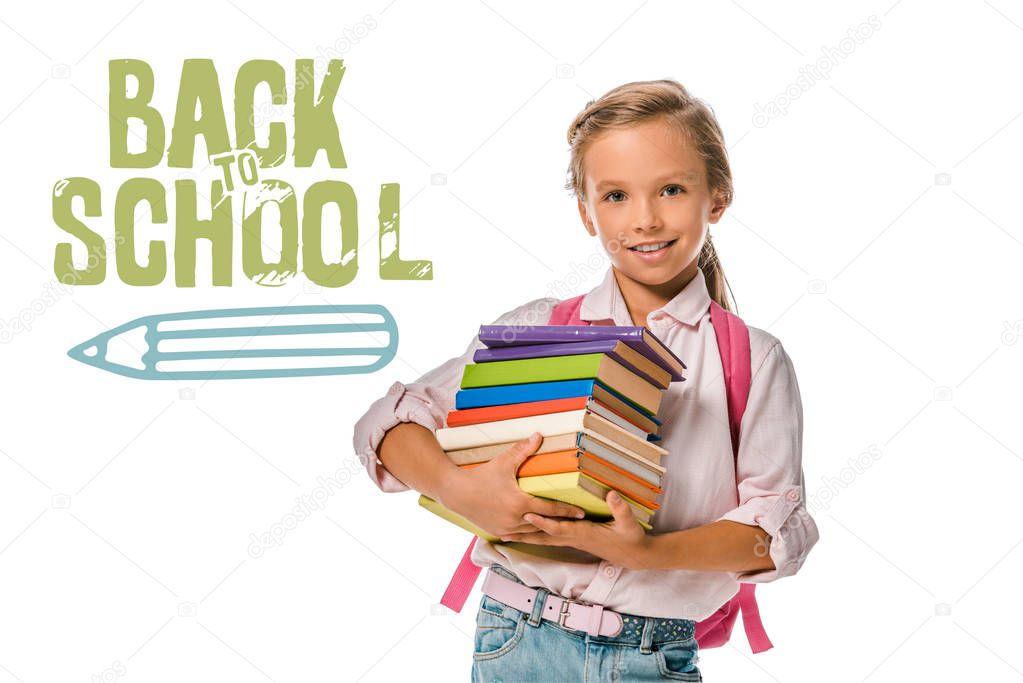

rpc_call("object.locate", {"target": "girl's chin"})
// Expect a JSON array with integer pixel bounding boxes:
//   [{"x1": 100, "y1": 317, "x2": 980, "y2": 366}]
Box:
[{"x1": 615, "y1": 262, "x2": 690, "y2": 285}]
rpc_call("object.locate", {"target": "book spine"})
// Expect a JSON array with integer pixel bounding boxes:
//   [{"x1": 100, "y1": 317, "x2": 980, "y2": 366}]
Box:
[
  {"x1": 478, "y1": 326, "x2": 645, "y2": 347},
  {"x1": 460, "y1": 354, "x2": 604, "y2": 388}
]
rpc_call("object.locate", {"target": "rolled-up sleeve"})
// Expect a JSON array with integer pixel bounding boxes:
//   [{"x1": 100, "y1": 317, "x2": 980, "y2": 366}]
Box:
[
  {"x1": 715, "y1": 340, "x2": 820, "y2": 582},
  {"x1": 351, "y1": 297, "x2": 557, "y2": 493}
]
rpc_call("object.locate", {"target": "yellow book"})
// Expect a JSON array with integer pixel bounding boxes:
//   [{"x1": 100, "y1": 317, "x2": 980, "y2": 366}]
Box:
[
  {"x1": 418, "y1": 471, "x2": 655, "y2": 540},
  {"x1": 418, "y1": 495, "x2": 501, "y2": 542},
  {"x1": 517, "y1": 472, "x2": 655, "y2": 526}
]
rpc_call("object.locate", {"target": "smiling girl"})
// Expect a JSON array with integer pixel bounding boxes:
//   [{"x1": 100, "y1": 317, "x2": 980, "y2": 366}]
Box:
[{"x1": 353, "y1": 79, "x2": 819, "y2": 681}]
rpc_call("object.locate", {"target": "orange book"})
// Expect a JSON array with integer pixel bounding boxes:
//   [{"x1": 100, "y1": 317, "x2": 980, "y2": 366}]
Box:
[
  {"x1": 460, "y1": 449, "x2": 662, "y2": 510},
  {"x1": 460, "y1": 449, "x2": 579, "y2": 477},
  {"x1": 573, "y1": 453, "x2": 661, "y2": 510},
  {"x1": 579, "y1": 451, "x2": 663, "y2": 494}
]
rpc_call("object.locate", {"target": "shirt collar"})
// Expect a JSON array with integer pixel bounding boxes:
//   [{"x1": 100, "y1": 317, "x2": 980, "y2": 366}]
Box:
[{"x1": 579, "y1": 267, "x2": 711, "y2": 328}]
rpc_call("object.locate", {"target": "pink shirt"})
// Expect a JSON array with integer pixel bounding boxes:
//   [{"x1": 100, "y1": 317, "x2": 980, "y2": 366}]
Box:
[{"x1": 352, "y1": 267, "x2": 819, "y2": 620}]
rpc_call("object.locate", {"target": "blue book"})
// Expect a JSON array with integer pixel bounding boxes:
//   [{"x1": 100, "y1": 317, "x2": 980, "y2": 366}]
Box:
[{"x1": 454, "y1": 378, "x2": 661, "y2": 424}]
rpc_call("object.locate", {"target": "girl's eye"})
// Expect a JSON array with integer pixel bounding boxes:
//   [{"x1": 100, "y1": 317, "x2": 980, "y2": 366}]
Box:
[{"x1": 603, "y1": 186, "x2": 684, "y2": 202}]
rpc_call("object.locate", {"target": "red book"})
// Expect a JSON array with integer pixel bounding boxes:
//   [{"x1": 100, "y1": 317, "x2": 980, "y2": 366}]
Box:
[
  {"x1": 446, "y1": 396, "x2": 654, "y2": 436},
  {"x1": 446, "y1": 396, "x2": 588, "y2": 427}
]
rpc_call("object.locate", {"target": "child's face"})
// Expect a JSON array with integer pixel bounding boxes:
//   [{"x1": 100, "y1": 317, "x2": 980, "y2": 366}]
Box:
[{"x1": 576, "y1": 116, "x2": 727, "y2": 289}]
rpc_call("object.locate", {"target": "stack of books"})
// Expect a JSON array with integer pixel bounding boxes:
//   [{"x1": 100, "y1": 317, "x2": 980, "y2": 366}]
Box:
[{"x1": 418, "y1": 324, "x2": 686, "y2": 542}]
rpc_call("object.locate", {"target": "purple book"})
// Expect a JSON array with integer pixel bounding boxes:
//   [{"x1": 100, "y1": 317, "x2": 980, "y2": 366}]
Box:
[
  {"x1": 473, "y1": 340, "x2": 679, "y2": 387},
  {"x1": 477, "y1": 324, "x2": 686, "y2": 380}
]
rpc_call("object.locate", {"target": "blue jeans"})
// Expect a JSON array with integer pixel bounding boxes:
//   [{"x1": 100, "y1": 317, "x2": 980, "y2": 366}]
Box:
[{"x1": 471, "y1": 565, "x2": 702, "y2": 682}]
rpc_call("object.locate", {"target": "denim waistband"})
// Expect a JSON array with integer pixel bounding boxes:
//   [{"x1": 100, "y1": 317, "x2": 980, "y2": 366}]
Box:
[{"x1": 486, "y1": 564, "x2": 697, "y2": 647}]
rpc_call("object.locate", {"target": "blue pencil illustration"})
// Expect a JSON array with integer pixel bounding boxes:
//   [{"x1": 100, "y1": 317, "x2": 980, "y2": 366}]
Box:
[{"x1": 67, "y1": 305, "x2": 398, "y2": 380}]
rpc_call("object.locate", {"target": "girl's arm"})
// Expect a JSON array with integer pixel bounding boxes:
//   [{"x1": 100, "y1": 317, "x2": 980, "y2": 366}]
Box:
[
  {"x1": 352, "y1": 302, "x2": 537, "y2": 493},
  {"x1": 643, "y1": 340, "x2": 819, "y2": 577},
  {"x1": 639, "y1": 340, "x2": 814, "y2": 574},
  {"x1": 510, "y1": 339, "x2": 820, "y2": 580},
  {"x1": 515, "y1": 491, "x2": 780, "y2": 573},
  {"x1": 352, "y1": 296, "x2": 586, "y2": 536},
  {"x1": 377, "y1": 424, "x2": 588, "y2": 536},
  {"x1": 374, "y1": 421, "x2": 462, "y2": 503},
  {"x1": 703, "y1": 339, "x2": 820, "y2": 582},
  {"x1": 638, "y1": 520, "x2": 774, "y2": 572}
]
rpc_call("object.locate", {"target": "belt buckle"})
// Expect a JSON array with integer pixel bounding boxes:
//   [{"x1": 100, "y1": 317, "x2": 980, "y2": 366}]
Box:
[{"x1": 557, "y1": 597, "x2": 584, "y2": 628}]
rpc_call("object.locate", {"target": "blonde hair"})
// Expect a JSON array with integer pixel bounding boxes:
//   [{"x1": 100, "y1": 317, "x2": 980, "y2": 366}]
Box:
[{"x1": 565, "y1": 79, "x2": 737, "y2": 313}]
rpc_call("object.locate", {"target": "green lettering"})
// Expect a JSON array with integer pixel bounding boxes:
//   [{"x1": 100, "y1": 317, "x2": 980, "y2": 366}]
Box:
[
  {"x1": 235, "y1": 60, "x2": 288, "y2": 168},
  {"x1": 294, "y1": 59, "x2": 347, "y2": 168},
  {"x1": 242, "y1": 180, "x2": 298, "y2": 286},
  {"x1": 302, "y1": 180, "x2": 357, "y2": 287},
  {"x1": 109, "y1": 59, "x2": 165, "y2": 168},
  {"x1": 174, "y1": 180, "x2": 233, "y2": 286},
  {"x1": 115, "y1": 178, "x2": 167, "y2": 286},
  {"x1": 53, "y1": 178, "x2": 105, "y2": 285},
  {"x1": 378, "y1": 183, "x2": 432, "y2": 280},
  {"x1": 168, "y1": 59, "x2": 231, "y2": 168}
]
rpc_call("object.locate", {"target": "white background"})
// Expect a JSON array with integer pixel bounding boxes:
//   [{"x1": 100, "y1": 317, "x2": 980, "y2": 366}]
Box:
[{"x1": 2, "y1": 1, "x2": 1021, "y2": 681}]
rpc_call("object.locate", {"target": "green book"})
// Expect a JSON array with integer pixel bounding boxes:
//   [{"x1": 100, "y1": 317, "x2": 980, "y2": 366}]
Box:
[
  {"x1": 462, "y1": 353, "x2": 607, "y2": 387},
  {"x1": 460, "y1": 353, "x2": 662, "y2": 414}
]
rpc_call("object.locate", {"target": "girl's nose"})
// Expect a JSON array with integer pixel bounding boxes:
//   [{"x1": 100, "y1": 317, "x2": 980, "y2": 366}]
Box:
[{"x1": 630, "y1": 200, "x2": 661, "y2": 232}]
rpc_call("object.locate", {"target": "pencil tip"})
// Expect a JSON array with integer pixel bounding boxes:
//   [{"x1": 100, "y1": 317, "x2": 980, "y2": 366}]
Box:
[{"x1": 67, "y1": 340, "x2": 101, "y2": 364}]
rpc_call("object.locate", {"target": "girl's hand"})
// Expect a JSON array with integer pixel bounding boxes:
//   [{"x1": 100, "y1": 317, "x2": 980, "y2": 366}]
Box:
[
  {"x1": 440, "y1": 432, "x2": 588, "y2": 538},
  {"x1": 498, "y1": 490, "x2": 655, "y2": 570}
]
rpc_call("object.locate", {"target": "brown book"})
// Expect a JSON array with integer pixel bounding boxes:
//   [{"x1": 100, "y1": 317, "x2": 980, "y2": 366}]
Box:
[
  {"x1": 577, "y1": 451, "x2": 661, "y2": 508},
  {"x1": 460, "y1": 353, "x2": 664, "y2": 415},
  {"x1": 446, "y1": 433, "x2": 579, "y2": 465},
  {"x1": 589, "y1": 386, "x2": 661, "y2": 435},
  {"x1": 436, "y1": 410, "x2": 667, "y2": 464},
  {"x1": 608, "y1": 340, "x2": 672, "y2": 389}
]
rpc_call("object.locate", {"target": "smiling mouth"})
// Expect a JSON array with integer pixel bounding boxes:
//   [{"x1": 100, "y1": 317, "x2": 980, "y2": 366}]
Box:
[{"x1": 628, "y1": 239, "x2": 678, "y2": 253}]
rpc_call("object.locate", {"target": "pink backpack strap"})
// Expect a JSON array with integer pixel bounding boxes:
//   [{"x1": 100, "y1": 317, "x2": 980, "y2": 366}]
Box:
[
  {"x1": 547, "y1": 294, "x2": 587, "y2": 326},
  {"x1": 439, "y1": 537, "x2": 480, "y2": 611},
  {"x1": 709, "y1": 301, "x2": 751, "y2": 461},
  {"x1": 707, "y1": 300, "x2": 773, "y2": 653}
]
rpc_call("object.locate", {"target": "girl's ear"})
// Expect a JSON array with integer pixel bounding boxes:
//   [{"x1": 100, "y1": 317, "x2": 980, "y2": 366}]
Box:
[
  {"x1": 577, "y1": 197, "x2": 597, "y2": 237},
  {"x1": 708, "y1": 189, "x2": 728, "y2": 225}
]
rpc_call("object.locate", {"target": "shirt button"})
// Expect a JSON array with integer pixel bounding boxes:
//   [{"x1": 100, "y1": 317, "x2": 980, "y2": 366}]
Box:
[
  {"x1": 604, "y1": 565, "x2": 617, "y2": 578},
  {"x1": 786, "y1": 489, "x2": 800, "y2": 502}
]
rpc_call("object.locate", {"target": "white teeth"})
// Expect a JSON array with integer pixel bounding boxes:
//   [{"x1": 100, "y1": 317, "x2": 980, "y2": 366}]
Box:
[{"x1": 631, "y1": 240, "x2": 673, "y2": 253}]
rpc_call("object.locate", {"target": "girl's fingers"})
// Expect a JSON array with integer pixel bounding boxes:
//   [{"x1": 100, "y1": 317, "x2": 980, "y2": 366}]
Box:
[
  {"x1": 522, "y1": 513, "x2": 561, "y2": 533},
  {"x1": 500, "y1": 532, "x2": 564, "y2": 545},
  {"x1": 525, "y1": 497, "x2": 586, "y2": 520},
  {"x1": 606, "y1": 491, "x2": 637, "y2": 524}
]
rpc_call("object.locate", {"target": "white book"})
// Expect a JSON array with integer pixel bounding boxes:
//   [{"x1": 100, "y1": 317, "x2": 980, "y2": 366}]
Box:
[
  {"x1": 577, "y1": 434, "x2": 665, "y2": 484},
  {"x1": 585, "y1": 399, "x2": 649, "y2": 439},
  {"x1": 435, "y1": 408, "x2": 667, "y2": 464}
]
